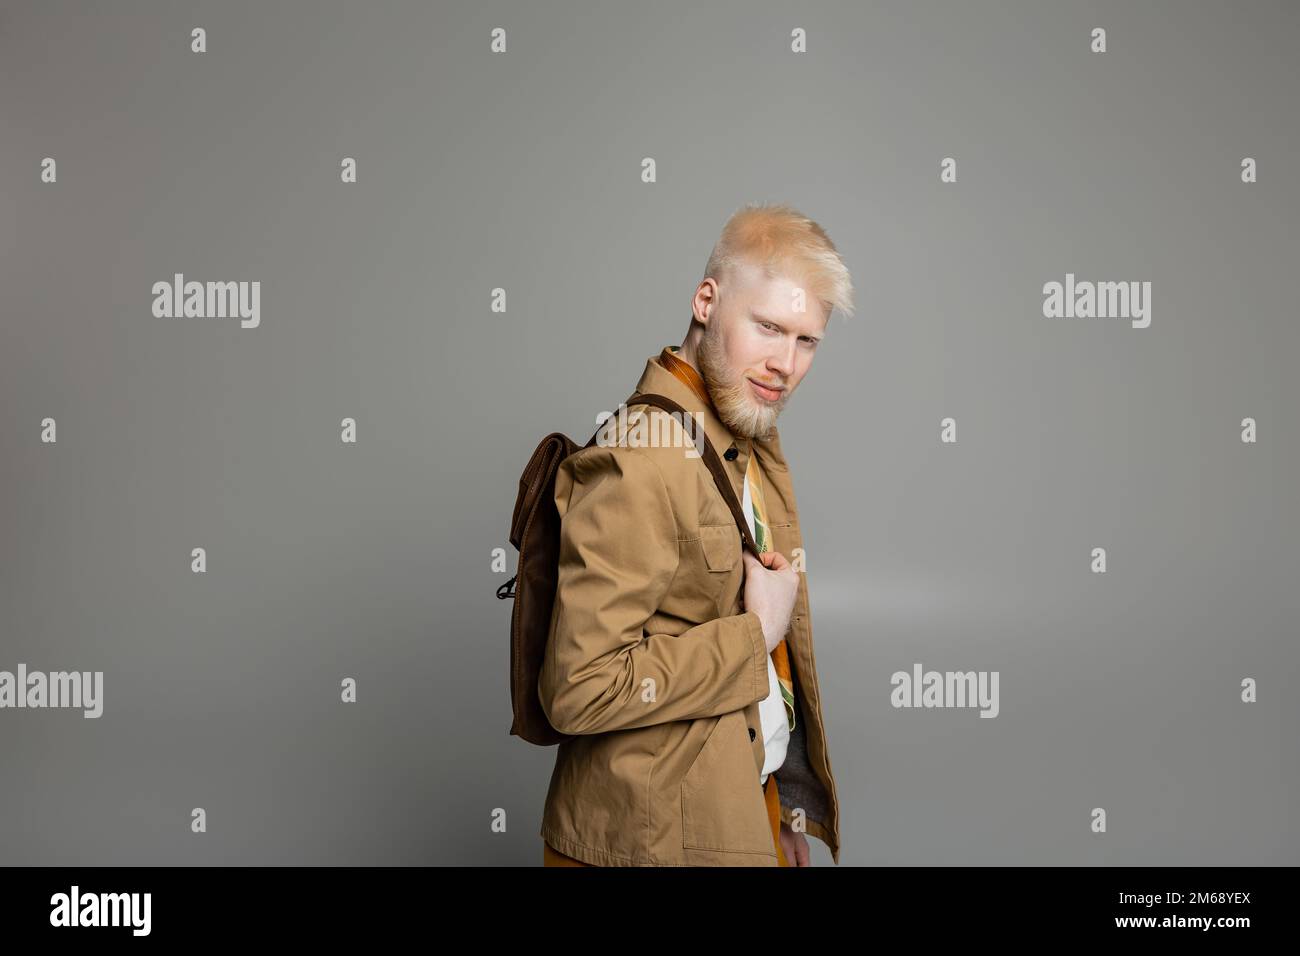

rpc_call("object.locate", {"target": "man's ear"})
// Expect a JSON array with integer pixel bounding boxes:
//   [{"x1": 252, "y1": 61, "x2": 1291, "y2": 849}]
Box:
[{"x1": 692, "y1": 277, "x2": 721, "y2": 327}]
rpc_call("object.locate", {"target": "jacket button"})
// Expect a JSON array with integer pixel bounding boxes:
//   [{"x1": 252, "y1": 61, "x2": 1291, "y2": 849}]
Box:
[
  {"x1": 748, "y1": 727, "x2": 756, "y2": 741},
  {"x1": 724, "y1": 447, "x2": 739, "y2": 461}
]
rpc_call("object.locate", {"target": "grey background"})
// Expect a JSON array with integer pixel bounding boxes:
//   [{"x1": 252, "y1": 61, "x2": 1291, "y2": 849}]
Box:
[{"x1": 1, "y1": 0, "x2": 1296, "y2": 865}]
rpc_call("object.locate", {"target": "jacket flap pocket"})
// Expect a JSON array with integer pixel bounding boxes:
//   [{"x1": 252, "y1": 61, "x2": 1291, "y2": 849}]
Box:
[
  {"x1": 699, "y1": 524, "x2": 740, "y2": 572},
  {"x1": 681, "y1": 710, "x2": 774, "y2": 854}
]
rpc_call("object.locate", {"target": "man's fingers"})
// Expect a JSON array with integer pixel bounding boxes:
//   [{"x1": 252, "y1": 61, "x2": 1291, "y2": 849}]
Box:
[
  {"x1": 763, "y1": 550, "x2": 791, "y2": 571},
  {"x1": 745, "y1": 549, "x2": 794, "y2": 574}
]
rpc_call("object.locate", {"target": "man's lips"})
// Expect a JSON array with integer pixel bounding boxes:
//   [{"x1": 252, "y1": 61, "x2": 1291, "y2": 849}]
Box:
[{"x1": 747, "y1": 378, "x2": 785, "y2": 402}]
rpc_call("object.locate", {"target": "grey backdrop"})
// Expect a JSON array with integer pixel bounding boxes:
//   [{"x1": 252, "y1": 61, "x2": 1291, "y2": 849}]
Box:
[{"x1": 2, "y1": 0, "x2": 1296, "y2": 866}]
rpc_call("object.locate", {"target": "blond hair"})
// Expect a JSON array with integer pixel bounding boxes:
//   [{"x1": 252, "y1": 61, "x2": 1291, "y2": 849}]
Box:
[{"x1": 702, "y1": 201, "x2": 855, "y2": 320}]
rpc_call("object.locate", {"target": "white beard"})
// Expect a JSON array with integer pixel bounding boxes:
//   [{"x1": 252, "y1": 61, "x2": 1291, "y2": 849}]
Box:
[{"x1": 696, "y1": 325, "x2": 788, "y2": 440}]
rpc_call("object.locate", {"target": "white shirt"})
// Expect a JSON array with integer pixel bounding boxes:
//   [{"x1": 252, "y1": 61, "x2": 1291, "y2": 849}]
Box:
[{"x1": 743, "y1": 466, "x2": 790, "y2": 785}]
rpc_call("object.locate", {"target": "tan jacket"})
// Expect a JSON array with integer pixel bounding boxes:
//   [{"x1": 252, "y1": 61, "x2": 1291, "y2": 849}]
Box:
[{"x1": 538, "y1": 348, "x2": 841, "y2": 866}]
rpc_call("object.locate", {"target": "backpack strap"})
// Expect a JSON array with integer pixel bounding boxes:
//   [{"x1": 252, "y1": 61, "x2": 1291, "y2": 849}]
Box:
[{"x1": 601, "y1": 391, "x2": 761, "y2": 558}]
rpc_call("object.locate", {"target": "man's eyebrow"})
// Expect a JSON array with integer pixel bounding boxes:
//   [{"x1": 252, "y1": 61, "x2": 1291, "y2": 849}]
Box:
[{"x1": 751, "y1": 311, "x2": 822, "y2": 342}]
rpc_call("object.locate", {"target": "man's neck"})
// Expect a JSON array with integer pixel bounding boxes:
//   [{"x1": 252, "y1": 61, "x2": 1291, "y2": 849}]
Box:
[{"x1": 675, "y1": 323, "x2": 705, "y2": 373}]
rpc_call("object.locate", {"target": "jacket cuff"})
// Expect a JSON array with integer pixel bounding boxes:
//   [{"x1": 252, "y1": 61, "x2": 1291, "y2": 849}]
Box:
[{"x1": 739, "y1": 610, "x2": 769, "y2": 705}]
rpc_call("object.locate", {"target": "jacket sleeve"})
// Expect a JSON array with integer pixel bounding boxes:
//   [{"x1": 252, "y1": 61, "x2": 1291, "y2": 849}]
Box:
[{"x1": 538, "y1": 444, "x2": 770, "y2": 735}]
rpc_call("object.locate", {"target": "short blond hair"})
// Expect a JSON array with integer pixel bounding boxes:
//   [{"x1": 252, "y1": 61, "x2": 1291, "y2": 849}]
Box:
[{"x1": 703, "y1": 201, "x2": 855, "y2": 320}]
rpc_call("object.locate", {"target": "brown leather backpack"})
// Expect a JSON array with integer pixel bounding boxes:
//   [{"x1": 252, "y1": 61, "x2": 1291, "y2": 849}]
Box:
[{"x1": 500, "y1": 391, "x2": 760, "y2": 746}]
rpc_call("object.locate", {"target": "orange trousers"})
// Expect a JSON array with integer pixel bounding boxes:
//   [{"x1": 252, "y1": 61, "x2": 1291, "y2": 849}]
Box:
[{"x1": 543, "y1": 770, "x2": 790, "y2": 866}]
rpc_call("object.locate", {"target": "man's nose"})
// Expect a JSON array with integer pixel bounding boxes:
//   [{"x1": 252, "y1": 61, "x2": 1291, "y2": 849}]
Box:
[{"x1": 768, "y1": 341, "x2": 796, "y2": 379}]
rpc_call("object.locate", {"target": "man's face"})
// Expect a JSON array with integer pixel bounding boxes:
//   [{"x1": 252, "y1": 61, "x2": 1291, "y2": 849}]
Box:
[{"x1": 695, "y1": 261, "x2": 829, "y2": 440}]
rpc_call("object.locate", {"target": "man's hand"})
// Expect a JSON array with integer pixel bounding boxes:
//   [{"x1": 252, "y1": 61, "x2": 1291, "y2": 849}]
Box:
[
  {"x1": 778, "y1": 820, "x2": 811, "y2": 866},
  {"x1": 742, "y1": 549, "x2": 799, "y2": 654}
]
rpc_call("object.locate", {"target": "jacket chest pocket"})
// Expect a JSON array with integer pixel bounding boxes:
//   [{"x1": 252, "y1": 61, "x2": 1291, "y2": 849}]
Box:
[
  {"x1": 696, "y1": 524, "x2": 742, "y2": 615},
  {"x1": 699, "y1": 523, "x2": 740, "y2": 570},
  {"x1": 680, "y1": 710, "x2": 774, "y2": 854}
]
